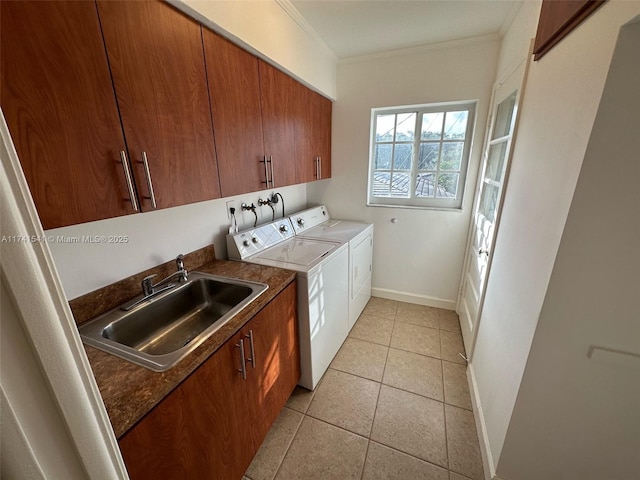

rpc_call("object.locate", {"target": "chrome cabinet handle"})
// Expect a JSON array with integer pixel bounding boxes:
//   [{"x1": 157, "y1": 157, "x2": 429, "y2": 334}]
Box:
[
  {"x1": 236, "y1": 338, "x2": 247, "y2": 380},
  {"x1": 261, "y1": 155, "x2": 270, "y2": 188},
  {"x1": 119, "y1": 151, "x2": 139, "y2": 212},
  {"x1": 140, "y1": 151, "x2": 157, "y2": 209},
  {"x1": 268, "y1": 155, "x2": 275, "y2": 187},
  {"x1": 319, "y1": 156, "x2": 322, "y2": 179},
  {"x1": 314, "y1": 156, "x2": 319, "y2": 179},
  {"x1": 245, "y1": 330, "x2": 256, "y2": 369}
]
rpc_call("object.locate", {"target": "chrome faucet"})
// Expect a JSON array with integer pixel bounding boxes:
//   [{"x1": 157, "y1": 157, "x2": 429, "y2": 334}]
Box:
[
  {"x1": 122, "y1": 255, "x2": 188, "y2": 311},
  {"x1": 141, "y1": 254, "x2": 188, "y2": 296}
]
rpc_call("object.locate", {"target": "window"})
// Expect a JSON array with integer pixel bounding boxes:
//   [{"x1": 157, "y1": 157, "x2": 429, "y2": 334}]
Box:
[{"x1": 368, "y1": 102, "x2": 476, "y2": 209}]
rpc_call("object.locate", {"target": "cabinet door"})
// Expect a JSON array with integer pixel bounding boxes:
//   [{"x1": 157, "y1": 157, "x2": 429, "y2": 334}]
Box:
[
  {"x1": 97, "y1": 0, "x2": 221, "y2": 211},
  {"x1": 295, "y1": 85, "x2": 332, "y2": 183},
  {"x1": 119, "y1": 331, "x2": 254, "y2": 480},
  {"x1": 1, "y1": 1, "x2": 134, "y2": 229},
  {"x1": 258, "y1": 61, "x2": 298, "y2": 188},
  {"x1": 533, "y1": 0, "x2": 606, "y2": 60},
  {"x1": 244, "y1": 282, "x2": 300, "y2": 445},
  {"x1": 295, "y1": 83, "x2": 317, "y2": 184},
  {"x1": 316, "y1": 93, "x2": 332, "y2": 180},
  {"x1": 203, "y1": 30, "x2": 266, "y2": 197}
]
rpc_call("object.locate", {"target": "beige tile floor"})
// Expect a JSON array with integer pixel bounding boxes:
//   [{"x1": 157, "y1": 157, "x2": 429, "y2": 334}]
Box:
[{"x1": 244, "y1": 297, "x2": 484, "y2": 480}]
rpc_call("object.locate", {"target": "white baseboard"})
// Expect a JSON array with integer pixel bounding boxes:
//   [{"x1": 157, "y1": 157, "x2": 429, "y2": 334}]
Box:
[
  {"x1": 467, "y1": 362, "x2": 500, "y2": 480},
  {"x1": 371, "y1": 287, "x2": 457, "y2": 310}
]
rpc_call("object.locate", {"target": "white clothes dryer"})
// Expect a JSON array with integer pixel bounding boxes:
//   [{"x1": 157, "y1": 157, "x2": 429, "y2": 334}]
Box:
[{"x1": 289, "y1": 206, "x2": 373, "y2": 330}]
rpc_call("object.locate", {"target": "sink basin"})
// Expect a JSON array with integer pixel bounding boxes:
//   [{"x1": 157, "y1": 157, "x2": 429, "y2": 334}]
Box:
[{"x1": 79, "y1": 272, "x2": 268, "y2": 371}]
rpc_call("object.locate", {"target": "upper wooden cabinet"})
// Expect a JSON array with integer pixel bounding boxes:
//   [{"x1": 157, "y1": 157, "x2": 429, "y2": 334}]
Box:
[
  {"x1": 533, "y1": 0, "x2": 606, "y2": 60},
  {"x1": 258, "y1": 60, "x2": 300, "y2": 189},
  {"x1": 204, "y1": 34, "x2": 333, "y2": 193},
  {"x1": 3, "y1": 0, "x2": 332, "y2": 230},
  {"x1": 1, "y1": 1, "x2": 134, "y2": 229},
  {"x1": 97, "y1": 0, "x2": 221, "y2": 210},
  {"x1": 296, "y1": 83, "x2": 332, "y2": 183},
  {"x1": 316, "y1": 94, "x2": 332, "y2": 180},
  {"x1": 202, "y1": 30, "x2": 266, "y2": 197}
]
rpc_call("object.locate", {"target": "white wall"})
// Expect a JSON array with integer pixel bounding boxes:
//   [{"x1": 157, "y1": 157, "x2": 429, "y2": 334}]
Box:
[
  {"x1": 307, "y1": 37, "x2": 500, "y2": 308},
  {"x1": 468, "y1": 1, "x2": 640, "y2": 476},
  {"x1": 48, "y1": 184, "x2": 306, "y2": 300},
  {"x1": 494, "y1": 1, "x2": 539, "y2": 85},
  {"x1": 497, "y1": 18, "x2": 640, "y2": 480},
  {"x1": 172, "y1": 0, "x2": 337, "y2": 98}
]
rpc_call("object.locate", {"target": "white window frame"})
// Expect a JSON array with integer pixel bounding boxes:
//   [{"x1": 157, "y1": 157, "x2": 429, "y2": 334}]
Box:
[{"x1": 367, "y1": 101, "x2": 476, "y2": 210}]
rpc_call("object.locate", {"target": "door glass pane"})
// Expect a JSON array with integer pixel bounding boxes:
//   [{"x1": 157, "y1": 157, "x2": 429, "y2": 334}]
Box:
[
  {"x1": 421, "y1": 112, "x2": 444, "y2": 140},
  {"x1": 418, "y1": 143, "x2": 439, "y2": 170},
  {"x1": 390, "y1": 172, "x2": 410, "y2": 197},
  {"x1": 436, "y1": 173, "x2": 459, "y2": 198},
  {"x1": 415, "y1": 173, "x2": 436, "y2": 197},
  {"x1": 376, "y1": 114, "x2": 395, "y2": 141},
  {"x1": 444, "y1": 111, "x2": 468, "y2": 139},
  {"x1": 441, "y1": 142, "x2": 464, "y2": 171},
  {"x1": 374, "y1": 144, "x2": 392, "y2": 169},
  {"x1": 372, "y1": 172, "x2": 390, "y2": 197},
  {"x1": 492, "y1": 91, "x2": 517, "y2": 139},
  {"x1": 393, "y1": 144, "x2": 412, "y2": 170},
  {"x1": 395, "y1": 113, "x2": 416, "y2": 141},
  {"x1": 479, "y1": 183, "x2": 499, "y2": 222},
  {"x1": 485, "y1": 141, "x2": 507, "y2": 182}
]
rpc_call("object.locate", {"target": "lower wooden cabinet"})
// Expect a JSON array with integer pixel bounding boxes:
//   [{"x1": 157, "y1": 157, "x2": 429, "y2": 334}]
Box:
[{"x1": 119, "y1": 282, "x2": 299, "y2": 480}]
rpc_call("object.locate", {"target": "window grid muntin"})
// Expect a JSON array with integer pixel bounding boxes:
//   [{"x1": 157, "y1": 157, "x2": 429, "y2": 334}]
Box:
[{"x1": 369, "y1": 102, "x2": 476, "y2": 208}]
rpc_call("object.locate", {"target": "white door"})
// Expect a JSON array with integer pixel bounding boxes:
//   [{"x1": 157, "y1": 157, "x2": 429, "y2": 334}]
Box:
[{"x1": 458, "y1": 58, "x2": 529, "y2": 357}]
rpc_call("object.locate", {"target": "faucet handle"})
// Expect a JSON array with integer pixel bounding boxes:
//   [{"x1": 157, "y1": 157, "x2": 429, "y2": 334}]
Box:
[
  {"x1": 142, "y1": 274, "x2": 157, "y2": 296},
  {"x1": 175, "y1": 254, "x2": 188, "y2": 282}
]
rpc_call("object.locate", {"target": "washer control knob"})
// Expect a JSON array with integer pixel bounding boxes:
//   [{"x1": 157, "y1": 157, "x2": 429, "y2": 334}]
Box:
[
  {"x1": 252, "y1": 236, "x2": 259, "y2": 244},
  {"x1": 297, "y1": 218, "x2": 305, "y2": 227},
  {"x1": 279, "y1": 224, "x2": 289, "y2": 233},
  {"x1": 242, "y1": 239, "x2": 250, "y2": 247}
]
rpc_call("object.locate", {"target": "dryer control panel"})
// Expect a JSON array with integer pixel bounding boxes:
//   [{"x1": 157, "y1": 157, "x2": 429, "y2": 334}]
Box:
[{"x1": 290, "y1": 205, "x2": 329, "y2": 235}]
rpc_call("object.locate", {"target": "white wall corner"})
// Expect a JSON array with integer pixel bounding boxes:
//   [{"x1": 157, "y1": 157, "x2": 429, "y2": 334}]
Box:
[
  {"x1": 273, "y1": 0, "x2": 338, "y2": 62},
  {"x1": 467, "y1": 362, "x2": 498, "y2": 480},
  {"x1": 498, "y1": 1, "x2": 525, "y2": 37}
]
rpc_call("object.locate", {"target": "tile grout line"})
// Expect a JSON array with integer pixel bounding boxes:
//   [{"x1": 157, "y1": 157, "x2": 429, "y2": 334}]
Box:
[
  {"x1": 268, "y1": 301, "x2": 467, "y2": 479},
  {"x1": 358, "y1": 304, "x2": 396, "y2": 479},
  {"x1": 268, "y1": 405, "x2": 306, "y2": 480},
  {"x1": 332, "y1": 335, "x2": 472, "y2": 409},
  {"x1": 441, "y1": 353, "x2": 451, "y2": 476}
]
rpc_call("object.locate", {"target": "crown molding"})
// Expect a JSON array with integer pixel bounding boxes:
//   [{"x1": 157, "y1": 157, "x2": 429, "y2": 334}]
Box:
[
  {"x1": 339, "y1": 33, "x2": 501, "y2": 65},
  {"x1": 274, "y1": 0, "x2": 338, "y2": 61},
  {"x1": 499, "y1": 0, "x2": 525, "y2": 37}
]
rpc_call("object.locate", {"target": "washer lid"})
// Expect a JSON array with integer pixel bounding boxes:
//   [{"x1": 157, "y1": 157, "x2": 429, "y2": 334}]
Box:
[{"x1": 255, "y1": 238, "x2": 337, "y2": 266}]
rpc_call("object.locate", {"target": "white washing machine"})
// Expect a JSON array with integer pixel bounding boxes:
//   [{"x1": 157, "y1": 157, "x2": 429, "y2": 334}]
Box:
[
  {"x1": 289, "y1": 206, "x2": 373, "y2": 330},
  {"x1": 227, "y1": 218, "x2": 349, "y2": 390}
]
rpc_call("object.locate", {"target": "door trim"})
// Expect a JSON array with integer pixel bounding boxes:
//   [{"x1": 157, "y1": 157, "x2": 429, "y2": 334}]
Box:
[
  {"x1": 1, "y1": 111, "x2": 128, "y2": 478},
  {"x1": 456, "y1": 43, "x2": 534, "y2": 360}
]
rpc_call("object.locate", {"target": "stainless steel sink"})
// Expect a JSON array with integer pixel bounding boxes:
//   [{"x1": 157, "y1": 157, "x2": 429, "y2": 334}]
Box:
[{"x1": 79, "y1": 272, "x2": 268, "y2": 371}]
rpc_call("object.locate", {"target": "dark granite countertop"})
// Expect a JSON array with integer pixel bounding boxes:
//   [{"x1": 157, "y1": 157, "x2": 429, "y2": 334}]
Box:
[{"x1": 72, "y1": 249, "x2": 296, "y2": 439}]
